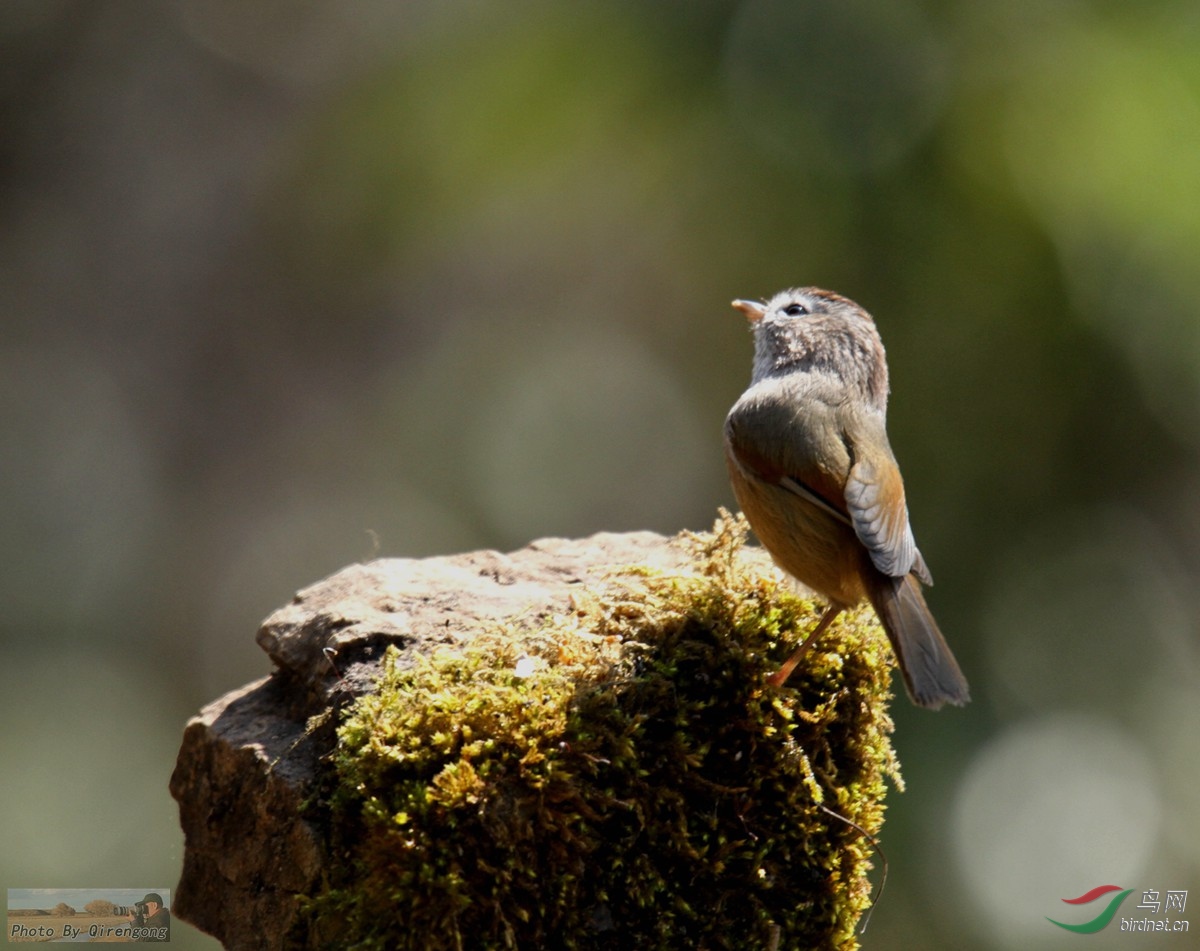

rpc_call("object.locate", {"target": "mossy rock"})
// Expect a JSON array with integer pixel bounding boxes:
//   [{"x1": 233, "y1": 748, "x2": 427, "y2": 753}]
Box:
[{"x1": 305, "y1": 512, "x2": 901, "y2": 950}]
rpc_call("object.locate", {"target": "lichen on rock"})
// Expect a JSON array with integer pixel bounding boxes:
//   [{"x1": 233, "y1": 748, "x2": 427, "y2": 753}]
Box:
[{"x1": 305, "y1": 511, "x2": 901, "y2": 950}]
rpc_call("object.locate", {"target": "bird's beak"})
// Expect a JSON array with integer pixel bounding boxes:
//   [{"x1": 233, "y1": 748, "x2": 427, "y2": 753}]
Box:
[{"x1": 732, "y1": 299, "x2": 767, "y2": 322}]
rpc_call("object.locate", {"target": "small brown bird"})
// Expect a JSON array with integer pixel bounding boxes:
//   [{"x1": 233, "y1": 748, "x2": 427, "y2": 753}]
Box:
[{"x1": 724, "y1": 287, "x2": 969, "y2": 709}]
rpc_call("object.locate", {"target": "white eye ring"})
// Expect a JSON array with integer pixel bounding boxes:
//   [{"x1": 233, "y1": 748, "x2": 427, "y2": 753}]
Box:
[{"x1": 781, "y1": 302, "x2": 809, "y2": 317}]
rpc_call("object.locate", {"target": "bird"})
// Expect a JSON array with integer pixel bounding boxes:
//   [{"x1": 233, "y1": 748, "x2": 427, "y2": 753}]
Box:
[{"x1": 724, "y1": 287, "x2": 969, "y2": 709}]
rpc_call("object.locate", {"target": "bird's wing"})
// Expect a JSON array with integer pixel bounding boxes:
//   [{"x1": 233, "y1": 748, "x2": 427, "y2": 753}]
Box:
[
  {"x1": 842, "y1": 426, "x2": 931, "y2": 583},
  {"x1": 778, "y1": 475, "x2": 852, "y2": 527}
]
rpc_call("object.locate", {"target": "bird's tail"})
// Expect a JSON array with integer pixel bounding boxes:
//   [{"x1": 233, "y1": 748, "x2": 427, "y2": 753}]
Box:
[{"x1": 866, "y1": 573, "x2": 970, "y2": 710}]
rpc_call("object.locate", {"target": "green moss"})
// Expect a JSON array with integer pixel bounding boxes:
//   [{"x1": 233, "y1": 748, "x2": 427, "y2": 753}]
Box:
[{"x1": 306, "y1": 511, "x2": 901, "y2": 950}]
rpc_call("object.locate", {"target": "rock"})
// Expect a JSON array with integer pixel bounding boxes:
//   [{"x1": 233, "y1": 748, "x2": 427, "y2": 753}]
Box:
[
  {"x1": 254, "y1": 531, "x2": 700, "y2": 693},
  {"x1": 171, "y1": 676, "x2": 324, "y2": 951},
  {"x1": 169, "y1": 519, "x2": 897, "y2": 951},
  {"x1": 170, "y1": 530, "x2": 723, "y2": 950}
]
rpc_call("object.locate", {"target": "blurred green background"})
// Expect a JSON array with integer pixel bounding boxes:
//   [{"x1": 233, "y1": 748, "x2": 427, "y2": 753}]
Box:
[{"x1": 3, "y1": 1, "x2": 1199, "y2": 948}]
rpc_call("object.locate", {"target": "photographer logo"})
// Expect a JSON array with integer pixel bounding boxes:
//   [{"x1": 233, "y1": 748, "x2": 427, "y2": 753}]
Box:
[{"x1": 7, "y1": 887, "x2": 171, "y2": 943}]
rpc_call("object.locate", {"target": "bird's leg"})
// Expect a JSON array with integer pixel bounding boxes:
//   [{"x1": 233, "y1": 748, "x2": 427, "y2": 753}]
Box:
[{"x1": 766, "y1": 604, "x2": 842, "y2": 688}]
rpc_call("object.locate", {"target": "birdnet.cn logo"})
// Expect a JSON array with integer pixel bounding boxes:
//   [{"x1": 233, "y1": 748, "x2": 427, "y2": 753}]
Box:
[{"x1": 1047, "y1": 885, "x2": 1190, "y2": 934}]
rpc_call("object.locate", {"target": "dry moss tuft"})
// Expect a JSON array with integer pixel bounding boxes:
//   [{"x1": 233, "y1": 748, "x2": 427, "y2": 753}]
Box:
[{"x1": 307, "y1": 511, "x2": 902, "y2": 950}]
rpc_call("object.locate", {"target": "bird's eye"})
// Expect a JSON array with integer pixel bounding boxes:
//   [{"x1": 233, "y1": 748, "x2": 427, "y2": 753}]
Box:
[{"x1": 782, "y1": 302, "x2": 809, "y2": 317}]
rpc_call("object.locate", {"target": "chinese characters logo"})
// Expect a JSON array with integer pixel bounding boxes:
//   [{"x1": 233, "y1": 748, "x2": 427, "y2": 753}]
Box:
[{"x1": 1048, "y1": 885, "x2": 1189, "y2": 934}]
